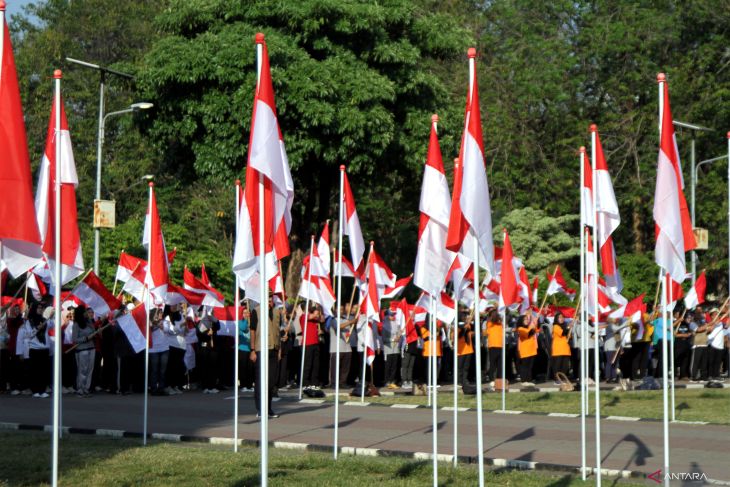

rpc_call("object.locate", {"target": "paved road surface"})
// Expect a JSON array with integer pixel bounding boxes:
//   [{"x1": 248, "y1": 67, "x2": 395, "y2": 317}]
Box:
[{"x1": 1, "y1": 390, "x2": 727, "y2": 482}]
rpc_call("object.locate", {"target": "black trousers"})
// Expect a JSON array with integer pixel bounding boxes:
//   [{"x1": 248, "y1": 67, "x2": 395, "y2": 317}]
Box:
[
  {"x1": 198, "y1": 346, "x2": 218, "y2": 390},
  {"x1": 692, "y1": 347, "x2": 708, "y2": 380},
  {"x1": 457, "y1": 354, "x2": 472, "y2": 385},
  {"x1": 62, "y1": 352, "x2": 76, "y2": 389},
  {"x1": 674, "y1": 340, "x2": 692, "y2": 379},
  {"x1": 552, "y1": 355, "x2": 570, "y2": 379},
  {"x1": 166, "y1": 347, "x2": 186, "y2": 389},
  {"x1": 0, "y1": 349, "x2": 9, "y2": 391},
  {"x1": 519, "y1": 355, "x2": 535, "y2": 382},
  {"x1": 29, "y1": 349, "x2": 50, "y2": 394},
  {"x1": 254, "y1": 349, "x2": 279, "y2": 414},
  {"x1": 276, "y1": 346, "x2": 289, "y2": 388},
  {"x1": 488, "y1": 347, "x2": 502, "y2": 381},
  {"x1": 632, "y1": 342, "x2": 649, "y2": 379},
  {"x1": 708, "y1": 347, "x2": 724, "y2": 379},
  {"x1": 302, "y1": 344, "x2": 320, "y2": 387},
  {"x1": 401, "y1": 352, "x2": 417, "y2": 383},
  {"x1": 237, "y1": 350, "x2": 254, "y2": 389},
  {"x1": 384, "y1": 353, "x2": 400, "y2": 384},
  {"x1": 329, "y1": 352, "x2": 352, "y2": 387}
]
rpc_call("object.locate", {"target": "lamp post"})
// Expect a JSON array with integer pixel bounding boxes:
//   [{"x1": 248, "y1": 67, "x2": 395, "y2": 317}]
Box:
[{"x1": 674, "y1": 120, "x2": 714, "y2": 284}]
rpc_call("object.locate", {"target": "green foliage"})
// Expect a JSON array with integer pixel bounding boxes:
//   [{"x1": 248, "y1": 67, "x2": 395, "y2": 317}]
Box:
[{"x1": 616, "y1": 252, "x2": 658, "y2": 300}]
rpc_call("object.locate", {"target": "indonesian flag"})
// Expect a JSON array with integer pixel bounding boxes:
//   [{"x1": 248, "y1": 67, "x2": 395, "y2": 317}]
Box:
[
  {"x1": 71, "y1": 271, "x2": 123, "y2": 318},
  {"x1": 362, "y1": 321, "x2": 376, "y2": 365},
  {"x1": 532, "y1": 277, "x2": 539, "y2": 305},
  {"x1": 546, "y1": 265, "x2": 576, "y2": 300},
  {"x1": 592, "y1": 127, "x2": 622, "y2": 291},
  {"x1": 499, "y1": 229, "x2": 520, "y2": 310},
  {"x1": 115, "y1": 252, "x2": 145, "y2": 283},
  {"x1": 653, "y1": 77, "x2": 696, "y2": 283},
  {"x1": 183, "y1": 266, "x2": 224, "y2": 307},
  {"x1": 333, "y1": 250, "x2": 361, "y2": 282},
  {"x1": 382, "y1": 275, "x2": 412, "y2": 300},
  {"x1": 165, "y1": 283, "x2": 205, "y2": 307},
  {"x1": 416, "y1": 291, "x2": 457, "y2": 324},
  {"x1": 364, "y1": 261, "x2": 381, "y2": 322},
  {"x1": 116, "y1": 302, "x2": 148, "y2": 353},
  {"x1": 317, "y1": 221, "x2": 331, "y2": 275},
  {"x1": 518, "y1": 267, "x2": 532, "y2": 314},
  {"x1": 610, "y1": 293, "x2": 646, "y2": 325},
  {"x1": 0, "y1": 9, "x2": 43, "y2": 277},
  {"x1": 414, "y1": 116, "x2": 456, "y2": 295},
  {"x1": 27, "y1": 271, "x2": 47, "y2": 301},
  {"x1": 342, "y1": 170, "x2": 365, "y2": 278},
  {"x1": 581, "y1": 146, "x2": 594, "y2": 228},
  {"x1": 233, "y1": 35, "x2": 294, "y2": 281},
  {"x1": 34, "y1": 91, "x2": 84, "y2": 285},
  {"x1": 665, "y1": 274, "x2": 684, "y2": 311},
  {"x1": 302, "y1": 252, "x2": 328, "y2": 279},
  {"x1": 598, "y1": 277, "x2": 627, "y2": 307},
  {"x1": 212, "y1": 306, "x2": 245, "y2": 336},
  {"x1": 370, "y1": 248, "x2": 396, "y2": 288},
  {"x1": 446, "y1": 49, "x2": 494, "y2": 276},
  {"x1": 200, "y1": 262, "x2": 211, "y2": 287},
  {"x1": 142, "y1": 184, "x2": 168, "y2": 300},
  {"x1": 298, "y1": 274, "x2": 336, "y2": 317},
  {"x1": 684, "y1": 271, "x2": 706, "y2": 310},
  {"x1": 121, "y1": 263, "x2": 146, "y2": 302}
]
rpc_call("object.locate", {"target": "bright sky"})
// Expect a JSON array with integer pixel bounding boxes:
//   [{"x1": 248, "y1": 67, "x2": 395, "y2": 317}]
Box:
[{"x1": 5, "y1": 0, "x2": 34, "y2": 19}]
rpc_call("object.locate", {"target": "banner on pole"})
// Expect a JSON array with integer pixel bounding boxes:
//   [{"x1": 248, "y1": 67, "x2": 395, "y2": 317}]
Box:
[{"x1": 93, "y1": 199, "x2": 115, "y2": 228}]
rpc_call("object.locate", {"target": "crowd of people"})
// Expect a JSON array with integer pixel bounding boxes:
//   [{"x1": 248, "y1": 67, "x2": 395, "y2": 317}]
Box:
[{"x1": 1, "y1": 295, "x2": 728, "y2": 413}]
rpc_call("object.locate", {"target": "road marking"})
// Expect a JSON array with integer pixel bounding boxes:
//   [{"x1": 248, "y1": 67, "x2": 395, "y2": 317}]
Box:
[
  {"x1": 606, "y1": 416, "x2": 640, "y2": 422},
  {"x1": 390, "y1": 404, "x2": 419, "y2": 409},
  {"x1": 494, "y1": 410, "x2": 523, "y2": 415},
  {"x1": 299, "y1": 399, "x2": 325, "y2": 404},
  {"x1": 344, "y1": 401, "x2": 370, "y2": 406},
  {"x1": 441, "y1": 406, "x2": 469, "y2": 412},
  {"x1": 274, "y1": 441, "x2": 308, "y2": 450},
  {"x1": 548, "y1": 413, "x2": 579, "y2": 418}
]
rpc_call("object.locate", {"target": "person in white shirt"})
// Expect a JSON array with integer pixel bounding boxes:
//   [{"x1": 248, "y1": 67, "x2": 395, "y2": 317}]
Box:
[
  {"x1": 707, "y1": 319, "x2": 729, "y2": 381},
  {"x1": 20, "y1": 304, "x2": 50, "y2": 398},
  {"x1": 163, "y1": 304, "x2": 187, "y2": 395},
  {"x1": 71, "y1": 305, "x2": 96, "y2": 397},
  {"x1": 148, "y1": 307, "x2": 171, "y2": 395}
]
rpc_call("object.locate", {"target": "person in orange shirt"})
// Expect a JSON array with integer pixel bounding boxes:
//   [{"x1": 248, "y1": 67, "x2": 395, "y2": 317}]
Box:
[
  {"x1": 516, "y1": 314, "x2": 538, "y2": 385},
  {"x1": 456, "y1": 312, "x2": 474, "y2": 386},
  {"x1": 486, "y1": 310, "x2": 503, "y2": 386},
  {"x1": 420, "y1": 320, "x2": 442, "y2": 383},
  {"x1": 551, "y1": 312, "x2": 572, "y2": 381}
]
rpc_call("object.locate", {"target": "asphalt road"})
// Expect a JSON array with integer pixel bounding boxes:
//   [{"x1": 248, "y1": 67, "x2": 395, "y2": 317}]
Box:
[{"x1": 1, "y1": 390, "x2": 728, "y2": 483}]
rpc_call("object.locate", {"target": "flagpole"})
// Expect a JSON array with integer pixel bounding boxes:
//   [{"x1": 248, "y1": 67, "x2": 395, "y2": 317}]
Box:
[
  {"x1": 234, "y1": 179, "x2": 241, "y2": 452},
  {"x1": 429, "y1": 294, "x2": 438, "y2": 487},
  {"x1": 501, "y1": 231, "x2": 506, "y2": 412},
  {"x1": 255, "y1": 33, "x2": 269, "y2": 487},
  {"x1": 727, "y1": 133, "x2": 730, "y2": 332},
  {"x1": 143, "y1": 183, "x2": 154, "y2": 447},
  {"x1": 334, "y1": 166, "x2": 345, "y2": 460},
  {"x1": 670, "y1": 283, "x2": 676, "y2": 422},
  {"x1": 579, "y1": 146, "x2": 587, "y2": 480},
  {"x1": 50, "y1": 68, "x2": 62, "y2": 487},
  {"x1": 591, "y1": 126, "x2": 602, "y2": 486},
  {"x1": 452, "y1": 290, "x2": 458, "y2": 467},
  {"x1": 361, "y1": 242, "x2": 374, "y2": 402},
  {"x1": 468, "y1": 44, "x2": 485, "y2": 487},
  {"x1": 298, "y1": 236, "x2": 314, "y2": 400}
]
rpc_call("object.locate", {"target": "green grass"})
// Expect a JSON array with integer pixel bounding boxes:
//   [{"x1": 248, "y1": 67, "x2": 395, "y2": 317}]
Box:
[
  {"x1": 0, "y1": 431, "x2": 646, "y2": 486},
  {"x1": 333, "y1": 388, "x2": 730, "y2": 424}
]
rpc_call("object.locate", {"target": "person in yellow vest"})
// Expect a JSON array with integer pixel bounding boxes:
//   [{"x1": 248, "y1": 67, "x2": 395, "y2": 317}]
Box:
[
  {"x1": 551, "y1": 312, "x2": 572, "y2": 382},
  {"x1": 516, "y1": 314, "x2": 538, "y2": 386},
  {"x1": 486, "y1": 310, "x2": 503, "y2": 387},
  {"x1": 456, "y1": 311, "x2": 474, "y2": 386}
]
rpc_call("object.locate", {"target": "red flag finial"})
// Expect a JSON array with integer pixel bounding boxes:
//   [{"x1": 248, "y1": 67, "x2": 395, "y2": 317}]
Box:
[
  {"x1": 235, "y1": 179, "x2": 241, "y2": 186},
  {"x1": 255, "y1": 33, "x2": 265, "y2": 44},
  {"x1": 589, "y1": 124, "x2": 598, "y2": 133},
  {"x1": 726, "y1": 131, "x2": 730, "y2": 139},
  {"x1": 369, "y1": 240, "x2": 374, "y2": 245},
  {"x1": 657, "y1": 72, "x2": 666, "y2": 83},
  {"x1": 467, "y1": 47, "x2": 477, "y2": 59},
  {"x1": 431, "y1": 114, "x2": 439, "y2": 123},
  {"x1": 148, "y1": 182, "x2": 154, "y2": 188},
  {"x1": 53, "y1": 69, "x2": 63, "y2": 79},
  {"x1": 339, "y1": 164, "x2": 346, "y2": 171},
  {"x1": 579, "y1": 146, "x2": 586, "y2": 153},
  {"x1": 0, "y1": 1, "x2": 7, "y2": 12}
]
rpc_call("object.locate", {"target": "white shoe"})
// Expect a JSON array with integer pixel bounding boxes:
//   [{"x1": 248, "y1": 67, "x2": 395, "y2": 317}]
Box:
[
  {"x1": 21, "y1": 389, "x2": 32, "y2": 395},
  {"x1": 209, "y1": 388, "x2": 219, "y2": 394},
  {"x1": 32, "y1": 393, "x2": 40, "y2": 398},
  {"x1": 272, "y1": 397, "x2": 281, "y2": 402},
  {"x1": 40, "y1": 392, "x2": 49, "y2": 398},
  {"x1": 202, "y1": 389, "x2": 210, "y2": 394},
  {"x1": 10, "y1": 390, "x2": 20, "y2": 396}
]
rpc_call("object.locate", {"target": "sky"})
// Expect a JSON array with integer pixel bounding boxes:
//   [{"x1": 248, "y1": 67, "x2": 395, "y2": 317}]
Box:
[{"x1": 5, "y1": 0, "x2": 34, "y2": 19}]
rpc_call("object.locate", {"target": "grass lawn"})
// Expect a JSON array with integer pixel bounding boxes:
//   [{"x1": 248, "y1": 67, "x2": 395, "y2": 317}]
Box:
[
  {"x1": 0, "y1": 431, "x2": 646, "y2": 487},
  {"x1": 332, "y1": 388, "x2": 730, "y2": 424}
]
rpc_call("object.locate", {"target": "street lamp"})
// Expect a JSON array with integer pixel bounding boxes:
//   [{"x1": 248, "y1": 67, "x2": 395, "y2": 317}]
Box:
[{"x1": 675, "y1": 120, "x2": 714, "y2": 284}]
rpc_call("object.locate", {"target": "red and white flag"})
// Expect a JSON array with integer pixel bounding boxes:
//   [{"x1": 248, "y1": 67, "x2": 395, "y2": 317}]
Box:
[
  {"x1": 414, "y1": 115, "x2": 456, "y2": 295},
  {"x1": 665, "y1": 274, "x2": 684, "y2": 311},
  {"x1": 531, "y1": 277, "x2": 539, "y2": 305},
  {"x1": 416, "y1": 291, "x2": 457, "y2": 324},
  {"x1": 546, "y1": 265, "x2": 576, "y2": 300},
  {"x1": 653, "y1": 76, "x2": 696, "y2": 283},
  {"x1": 212, "y1": 306, "x2": 245, "y2": 336},
  {"x1": 200, "y1": 262, "x2": 211, "y2": 287},
  {"x1": 121, "y1": 263, "x2": 146, "y2": 302},
  {"x1": 27, "y1": 271, "x2": 47, "y2": 301},
  {"x1": 581, "y1": 146, "x2": 594, "y2": 228},
  {"x1": 142, "y1": 184, "x2": 168, "y2": 301},
  {"x1": 34, "y1": 87, "x2": 84, "y2": 285},
  {"x1": 183, "y1": 266, "x2": 224, "y2": 307},
  {"x1": 71, "y1": 271, "x2": 123, "y2": 318},
  {"x1": 233, "y1": 35, "x2": 294, "y2": 282},
  {"x1": 165, "y1": 283, "x2": 205, "y2": 307},
  {"x1": 316, "y1": 221, "x2": 331, "y2": 275},
  {"x1": 0, "y1": 8, "x2": 43, "y2": 277},
  {"x1": 333, "y1": 249, "x2": 361, "y2": 282},
  {"x1": 382, "y1": 275, "x2": 412, "y2": 300},
  {"x1": 592, "y1": 126, "x2": 622, "y2": 291},
  {"x1": 446, "y1": 48, "x2": 494, "y2": 276},
  {"x1": 342, "y1": 170, "x2": 365, "y2": 278},
  {"x1": 298, "y1": 274, "x2": 336, "y2": 317},
  {"x1": 369, "y1": 248, "x2": 396, "y2": 289},
  {"x1": 499, "y1": 229, "x2": 520, "y2": 311},
  {"x1": 610, "y1": 293, "x2": 646, "y2": 325},
  {"x1": 116, "y1": 302, "x2": 148, "y2": 353},
  {"x1": 364, "y1": 261, "x2": 381, "y2": 322},
  {"x1": 115, "y1": 252, "x2": 146, "y2": 283},
  {"x1": 684, "y1": 271, "x2": 706, "y2": 310},
  {"x1": 362, "y1": 321, "x2": 376, "y2": 365},
  {"x1": 518, "y1": 267, "x2": 532, "y2": 314}
]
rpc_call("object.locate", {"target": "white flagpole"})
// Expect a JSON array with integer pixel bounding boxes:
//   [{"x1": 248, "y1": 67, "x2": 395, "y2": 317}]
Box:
[
  {"x1": 501, "y1": 231, "x2": 506, "y2": 412},
  {"x1": 670, "y1": 279, "x2": 675, "y2": 422},
  {"x1": 591, "y1": 128, "x2": 602, "y2": 486},
  {"x1": 468, "y1": 46, "x2": 485, "y2": 486},
  {"x1": 50, "y1": 68, "x2": 62, "y2": 487},
  {"x1": 579, "y1": 147, "x2": 587, "y2": 481},
  {"x1": 298, "y1": 236, "x2": 315, "y2": 400},
  {"x1": 427, "y1": 318, "x2": 432, "y2": 408},
  {"x1": 234, "y1": 180, "x2": 241, "y2": 452},
  {"x1": 430, "y1": 295, "x2": 438, "y2": 486},
  {"x1": 360, "y1": 242, "x2": 374, "y2": 402},
  {"x1": 452, "y1": 289, "x2": 458, "y2": 467},
  {"x1": 143, "y1": 183, "x2": 153, "y2": 447},
  {"x1": 727, "y1": 133, "x2": 730, "y2": 326},
  {"x1": 658, "y1": 73, "x2": 670, "y2": 487},
  {"x1": 255, "y1": 33, "x2": 269, "y2": 487},
  {"x1": 334, "y1": 166, "x2": 345, "y2": 460}
]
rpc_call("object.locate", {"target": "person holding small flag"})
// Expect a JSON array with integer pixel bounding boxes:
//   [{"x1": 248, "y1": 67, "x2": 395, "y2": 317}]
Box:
[
  {"x1": 551, "y1": 312, "x2": 572, "y2": 383},
  {"x1": 516, "y1": 314, "x2": 538, "y2": 386}
]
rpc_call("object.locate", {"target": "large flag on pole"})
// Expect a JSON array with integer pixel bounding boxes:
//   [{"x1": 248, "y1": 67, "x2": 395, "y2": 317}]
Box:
[
  {"x1": 71, "y1": 271, "x2": 123, "y2": 318},
  {"x1": 684, "y1": 271, "x2": 706, "y2": 310},
  {"x1": 499, "y1": 229, "x2": 519, "y2": 310},
  {"x1": 0, "y1": 6, "x2": 43, "y2": 277},
  {"x1": 317, "y1": 221, "x2": 331, "y2": 276},
  {"x1": 142, "y1": 183, "x2": 168, "y2": 301},
  {"x1": 233, "y1": 36, "x2": 294, "y2": 282},
  {"x1": 414, "y1": 114, "x2": 456, "y2": 295},
  {"x1": 446, "y1": 49, "x2": 494, "y2": 277},
  {"x1": 116, "y1": 302, "x2": 148, "y2": 353},
  {"x1": 342, "y1": 170, "x2": 365, "y2": 278},
  {"x1": 591, "y1": 125, "x2": 622, "y2": 291},
  {"x1": 653, "y1": 74, "x2": 696, "y2": 282},
  {"x1": 34, "y1": 91, "x2": 83, "y2": 285}
]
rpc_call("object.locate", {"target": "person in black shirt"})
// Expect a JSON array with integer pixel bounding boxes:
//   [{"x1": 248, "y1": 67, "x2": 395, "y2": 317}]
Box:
[{"x1": 674, "y1": 313, "x2": 693, "y2": 379}]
